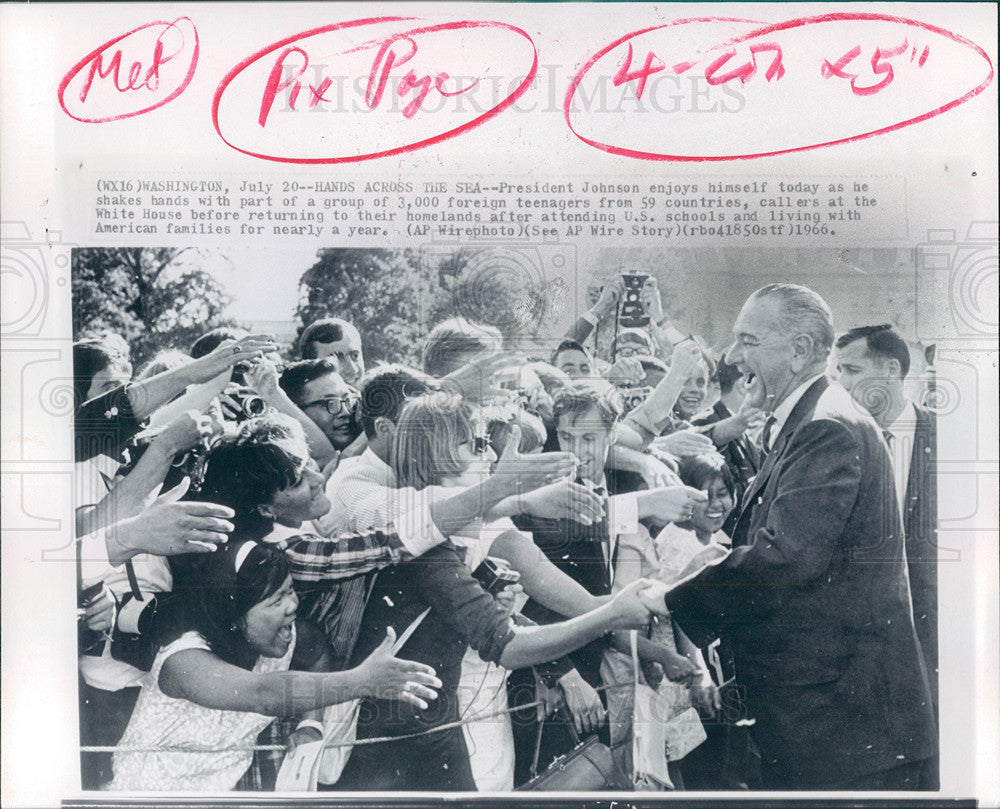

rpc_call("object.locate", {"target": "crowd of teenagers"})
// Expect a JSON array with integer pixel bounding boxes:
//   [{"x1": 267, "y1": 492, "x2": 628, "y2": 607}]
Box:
[{"x1": 74, "y1": 273, "x2": 938, "y2": 792}]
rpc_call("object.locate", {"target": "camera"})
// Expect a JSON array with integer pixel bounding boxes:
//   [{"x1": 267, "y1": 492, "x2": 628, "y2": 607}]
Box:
[
  {"x1": 617, "y1": 384, "x2": 653, "y2": 414},
  {"x1": 225, "y1": 386, "x2": 267, "y2": 421},
  {"x1": 472, "y1": 556, "x2": 521, "y2": 594},
  {"x1": 618, "y1": 273, "x2": 650, "y2": 328}
]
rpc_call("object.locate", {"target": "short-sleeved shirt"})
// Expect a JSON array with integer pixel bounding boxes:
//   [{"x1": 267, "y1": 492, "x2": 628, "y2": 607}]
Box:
[{"x1": 108, "y1": 628, "x2": 295, "y2": 792}]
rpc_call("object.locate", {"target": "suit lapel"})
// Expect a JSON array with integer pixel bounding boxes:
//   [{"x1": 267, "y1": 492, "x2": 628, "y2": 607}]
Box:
[
  {"x1": 904, "y1": 404, "x2": 935, "y2": 523},
  {"x1": 732, "y1": 377, "x2": 829, "y2": 544}
]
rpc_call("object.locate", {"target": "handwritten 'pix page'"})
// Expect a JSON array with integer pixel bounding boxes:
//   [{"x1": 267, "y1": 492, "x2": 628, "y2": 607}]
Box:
[{"x1": 1, "y1": 2, "x2": 996, "y2": 807}]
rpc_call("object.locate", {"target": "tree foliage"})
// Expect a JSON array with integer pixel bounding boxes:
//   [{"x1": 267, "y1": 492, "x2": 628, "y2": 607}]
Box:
[
  {"x1": 295, "y1": 247, "x2": 566, "y2": 367},
  {"x1": 72, "y1": 247, "x2": 232, "y2": 366}
]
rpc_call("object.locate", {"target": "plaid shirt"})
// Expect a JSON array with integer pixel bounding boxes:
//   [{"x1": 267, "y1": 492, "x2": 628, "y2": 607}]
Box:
[
  {"x1": 263, "y1": 523, "x2": 413, "y2": 583},
  {"x1": 261, "y1": 517, "x2": 437, "y2": 671}
]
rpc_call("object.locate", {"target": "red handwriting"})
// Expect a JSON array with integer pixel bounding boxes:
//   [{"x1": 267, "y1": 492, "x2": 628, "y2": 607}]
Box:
[
  {"x1": 59, "y1": 18, "x2": 198, "y2": 123},
  {"x1": 365, "y1": 36, "x2": 479, "y2": 118},
  {"x1": 215, "y1": 18, "x2": 536, "y2": 164},
  {"x1": 704, "y1": 43, "x2": 786, "y2": 84},
  {"x1": 257, "y1": 32, "x2": 480, "y2": 127},
  {"x1": 822, "y1": 39, "x2": 926, "y2": 96},
  {"x1": 614, "y1": 40, "x2": 785, "y2": 97},
  {"x1": 566, "y1": 12, "x2": 994, "y2": 161}
]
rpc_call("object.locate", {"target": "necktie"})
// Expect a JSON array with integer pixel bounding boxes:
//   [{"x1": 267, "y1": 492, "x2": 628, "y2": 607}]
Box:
[{"x1": 761, "y1": 415, "x2": 777, "y2": 454}]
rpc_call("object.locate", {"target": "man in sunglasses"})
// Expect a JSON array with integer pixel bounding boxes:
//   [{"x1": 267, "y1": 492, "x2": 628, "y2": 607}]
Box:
[{"x1": 280, "y1": 359, "x2": 362, "y2": 451}]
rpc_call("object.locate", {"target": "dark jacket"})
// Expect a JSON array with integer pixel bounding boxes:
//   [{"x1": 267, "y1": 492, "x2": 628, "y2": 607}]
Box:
[
  {"x1": 666, "y1": 377, "x2": 936, "y2": 787},
  {"x1": 904, "y1": 403, "x2": 938, "y2": 710}
]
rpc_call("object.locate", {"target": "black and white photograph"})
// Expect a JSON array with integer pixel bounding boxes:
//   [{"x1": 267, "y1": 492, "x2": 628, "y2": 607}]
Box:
[
  {"x1": 1, "y1": 3, "x2": 996, "y2": 807},
  {"x1": 69, "y1": 243, "x2": 947, "y2": 795}
]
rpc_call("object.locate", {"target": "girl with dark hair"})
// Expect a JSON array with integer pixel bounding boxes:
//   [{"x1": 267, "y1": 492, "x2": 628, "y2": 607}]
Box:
[{"x1": 108, "y1": 539, "x2": 441, "y2": 792}]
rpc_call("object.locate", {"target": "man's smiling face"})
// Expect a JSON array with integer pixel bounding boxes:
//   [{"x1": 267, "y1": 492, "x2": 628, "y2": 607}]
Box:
[{"x1": 725, "y1": 295, "x2": 800, "y2": 413}]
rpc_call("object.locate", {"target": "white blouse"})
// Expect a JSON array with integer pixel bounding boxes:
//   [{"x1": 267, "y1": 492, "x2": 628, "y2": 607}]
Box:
[{"x1": 108, "y1": 627, "x2": 295, "y2": 792}]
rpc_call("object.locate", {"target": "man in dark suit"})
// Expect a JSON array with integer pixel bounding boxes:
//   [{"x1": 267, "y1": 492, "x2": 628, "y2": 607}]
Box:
[
  {"x1": 836, "y1": 323, "x2": 939, "y2": 788},
  {"x1": 641, "y1": 284, "x2": 937, "y2": 790}
]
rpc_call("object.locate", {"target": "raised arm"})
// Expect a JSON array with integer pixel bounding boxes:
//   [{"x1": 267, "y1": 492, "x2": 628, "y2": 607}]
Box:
[{"x1": 127, "y1": 335, "x2": 278, "y2": 421}]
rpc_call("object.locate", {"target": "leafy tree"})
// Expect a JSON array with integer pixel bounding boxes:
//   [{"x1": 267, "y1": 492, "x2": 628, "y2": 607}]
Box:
[
  {"x1": 295, "y1": 248, "x2": 437, "y2": 367},
  {"x1": 295, "y1": 247, "x2": 566, "y2": 368},
  {"x1": 72, "y1": 247, "x2": 232, "y2": 366}
]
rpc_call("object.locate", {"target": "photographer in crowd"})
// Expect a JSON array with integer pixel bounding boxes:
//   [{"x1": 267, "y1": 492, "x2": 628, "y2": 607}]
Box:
[{"x1": 73, "y1": 269, "x2": 936, "y2": 794}]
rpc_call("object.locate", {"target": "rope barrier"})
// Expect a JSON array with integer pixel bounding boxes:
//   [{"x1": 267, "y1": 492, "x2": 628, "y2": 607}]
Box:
[{"x1": 80, "y1": 678, "x2": 643, "y2": 755}]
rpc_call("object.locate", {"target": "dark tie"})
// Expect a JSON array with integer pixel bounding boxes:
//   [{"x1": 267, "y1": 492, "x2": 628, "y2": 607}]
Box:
[{"x1": 761, "y1": 415, "x2": 777, "y2": 454}]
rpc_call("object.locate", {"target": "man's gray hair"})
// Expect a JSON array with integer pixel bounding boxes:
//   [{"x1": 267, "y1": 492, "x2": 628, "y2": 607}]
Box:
[{"x1": 752, "y1": 283, "x2": 834, "y2": 357}]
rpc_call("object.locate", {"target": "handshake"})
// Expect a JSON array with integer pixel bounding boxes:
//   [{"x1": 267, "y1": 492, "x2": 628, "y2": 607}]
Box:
[
  {"x1": 605, "y1": 578, "x2": 676, "y2": 628},
  {"x1": 607, "y1": 542, "x2": 731, "y2": 628}
]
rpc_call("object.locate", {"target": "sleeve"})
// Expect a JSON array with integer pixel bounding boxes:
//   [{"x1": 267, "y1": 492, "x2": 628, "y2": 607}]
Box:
[
  {"x1": 416, "y1": 546, "x2": 517, "y2": 665},
  {"x1": 282, "y1": 530, "x2": 408, "y2": 582},
  {"x1": 564, "y1": 313, "x2": 597, "y2": 344},
  {"x1": 284, "y1": 497, "x2": 450, "y2": 581},
  {"x1": 667, "y1": 419, "x2": 862, "y2": 645},
  {"x1": 160, "y1": 631, "x2": 211, "y2": 659},
  {"x1": 78, "y1": 527, "x2": 115, "y2": 586},
  {"x1": 74, "y1": 384, "x2": 143, "y2": 464},
  {"x1": 607, "y1": 492, "x2": 639, "y2": 536}
]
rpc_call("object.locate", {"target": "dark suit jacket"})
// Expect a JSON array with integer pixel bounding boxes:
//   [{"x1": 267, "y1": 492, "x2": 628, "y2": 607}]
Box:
[
  {"x1": 903, "y1": 403, "x2": 938, "y2": 710},
  {"x1": 666, "y1": 377, "x2": 936, "y2": 787}
]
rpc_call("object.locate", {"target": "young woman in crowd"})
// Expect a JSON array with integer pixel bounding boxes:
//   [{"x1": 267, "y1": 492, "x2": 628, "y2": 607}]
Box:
[
  {"x1": 601, "y1": 451, "x2": 738, "y2": 788},
  {"x1": 332, "y1": 392, "x2": 662, "y2": 792},
  {"x1": 107, "y1": 539, "x2": 441, "y2": 792}
]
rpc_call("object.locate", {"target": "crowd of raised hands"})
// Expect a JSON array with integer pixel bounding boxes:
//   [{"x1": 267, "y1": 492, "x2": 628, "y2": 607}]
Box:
[{"x1": 74, "y1": 273, "x2": 767, "y2": 792}]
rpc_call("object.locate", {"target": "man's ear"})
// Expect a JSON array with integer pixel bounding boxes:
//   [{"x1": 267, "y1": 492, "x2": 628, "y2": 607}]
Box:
[
  {"x1": 789, "y1": 333, "x2": 815, "y2": 372},
  {"x1": 886, "y1": 357, "x2": 903, "y2": 380},
  {"x1": 374, "y1": 416, "x2": 394, "y2": 437}
]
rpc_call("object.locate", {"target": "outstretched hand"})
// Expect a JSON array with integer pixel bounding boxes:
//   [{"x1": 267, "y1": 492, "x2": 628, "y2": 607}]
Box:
[
  {"x1": 112, "y1": 477, "x2": 235, "y2": 561},
  {"x1": 650, "y1": 429, "x2": 715, "y2": 460},
  {"x1": 193, "y1": 334, "x2": 280, "y2": 383},
  {"x1": 491, "y1": 425, "x2": 578, "y2": 495},
  {"x1": 517, "y1": 478, "x2": 605, "y2": 525},
  {"x1": 357, "y1": 627, "x2": 443, "y2": 710},
  {"x1": 608, "y1": 578, "x2": 664, "y2": 629},
  {"x1": 441, "y1": 352, "x2": 524, "y2": 404}
]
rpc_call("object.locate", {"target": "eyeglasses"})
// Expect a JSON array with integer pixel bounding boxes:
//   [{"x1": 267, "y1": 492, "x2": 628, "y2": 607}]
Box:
[{"x1": 301, "y1": 395, "x2": 359, "y2": 416}]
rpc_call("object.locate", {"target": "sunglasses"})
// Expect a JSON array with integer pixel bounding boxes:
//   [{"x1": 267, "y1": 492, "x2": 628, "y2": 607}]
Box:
[{"x1": 301, "y1": 395, "x2": 359, "y2": 416}]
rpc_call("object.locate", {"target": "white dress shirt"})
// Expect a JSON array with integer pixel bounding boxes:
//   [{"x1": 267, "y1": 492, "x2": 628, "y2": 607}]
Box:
[{"x1": 884, "y1": 400, "x2": 918, "y2": 517}]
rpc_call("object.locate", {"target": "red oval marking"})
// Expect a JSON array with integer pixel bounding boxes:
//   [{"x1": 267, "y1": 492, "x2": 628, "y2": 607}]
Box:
[
  {"x1": 58, "y1": 17, "x2": 199, "y2": 123},
  {"x1": 565, "y1": 12, "x2": 994, "y2": 161},
  {"x1": 213, "y1": 18, "x2": 538, "y2": 164}
]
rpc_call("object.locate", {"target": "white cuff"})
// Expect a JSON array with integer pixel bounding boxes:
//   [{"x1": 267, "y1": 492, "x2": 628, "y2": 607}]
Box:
[
  {"x1": 607, "y1": 493, "x2": 639, "y2": 536},
  {"x1": 117, "y1": 594, "x2": 151, "y2": 634},
  {"x1": 580, "y1": 309, "x2": 599, "y2": 327},
  {"x1": 661, "y1": 324, "x2": 689, "y2": 345},
  {"x1": 295, "y1": 719, "x2": 325, "y2": 734},
  {"x1": 78, "y1": 528, "x2": 115, "y2": 586},
  {"x1": 395, "y1": 504, "x2": 446, "y2": 557}
]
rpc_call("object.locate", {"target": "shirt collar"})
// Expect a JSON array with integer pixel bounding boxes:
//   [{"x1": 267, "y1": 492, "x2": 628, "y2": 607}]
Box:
[
  {"x1": 360, "y1": 447, "x2": 392, "y2": 478},
  {"x1": 886, "y1": 399, "x2": 918, "y2": 435},
  {"x1": 770, "y1": 373, "x2": 825, "y2": 437},
  {"x1": 260, "y1": 521, "x2": 305, "y2": 547}
]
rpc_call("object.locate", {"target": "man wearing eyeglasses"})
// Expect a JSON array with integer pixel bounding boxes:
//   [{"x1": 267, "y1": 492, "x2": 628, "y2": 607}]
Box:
[{"x1": 280, "y1": 359, "x2": 362, "y2": 451}]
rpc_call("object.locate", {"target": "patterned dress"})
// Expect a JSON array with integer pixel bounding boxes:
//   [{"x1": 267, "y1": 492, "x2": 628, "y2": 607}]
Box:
[{"x1": 108, "y1": 628, "x2": 295, "y2": 792}]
